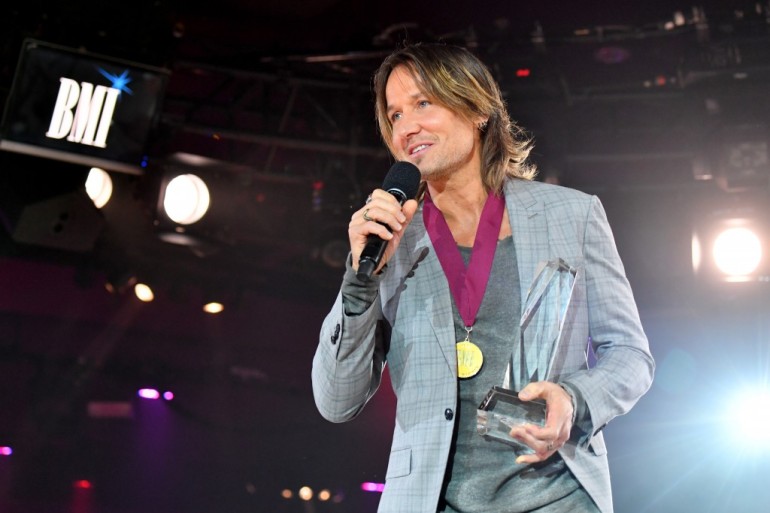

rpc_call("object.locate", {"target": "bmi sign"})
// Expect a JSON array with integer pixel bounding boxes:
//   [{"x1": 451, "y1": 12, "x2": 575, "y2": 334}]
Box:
[
  {"x1": 0, "y1": 39, "x2": 169, "y2": 175},
  {"x1": 46, "y1": 77, "x2": 122, "y2": 149}
]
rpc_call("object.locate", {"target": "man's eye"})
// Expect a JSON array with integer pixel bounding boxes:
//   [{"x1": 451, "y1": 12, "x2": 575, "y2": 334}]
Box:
[
  {"x1": 418, "y1": 100, "x2": 430, "y2": 108},
  {"x1": 391, "y1": 112, "x2": 402, "y2": 122}
]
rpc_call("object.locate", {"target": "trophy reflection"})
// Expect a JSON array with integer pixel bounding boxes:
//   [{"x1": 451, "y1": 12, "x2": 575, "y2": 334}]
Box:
[{"x1": 477, "y1": 259, "x2": 581, "y2": 454}]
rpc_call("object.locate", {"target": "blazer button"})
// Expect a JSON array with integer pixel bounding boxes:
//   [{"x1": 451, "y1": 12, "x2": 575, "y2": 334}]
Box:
[{"x1": 444, "y1": 408, "x2": 454, "y2": 421}]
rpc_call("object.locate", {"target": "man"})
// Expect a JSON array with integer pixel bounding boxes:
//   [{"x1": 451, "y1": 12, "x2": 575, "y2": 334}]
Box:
[{"x1": 312, "y1": 42, "x2": 654, "y2": 513}]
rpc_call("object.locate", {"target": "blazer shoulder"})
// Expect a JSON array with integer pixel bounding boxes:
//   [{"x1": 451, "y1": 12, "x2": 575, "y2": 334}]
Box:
[{"x1": 506, "y1": 178, "x2": 595, "y2": 212}]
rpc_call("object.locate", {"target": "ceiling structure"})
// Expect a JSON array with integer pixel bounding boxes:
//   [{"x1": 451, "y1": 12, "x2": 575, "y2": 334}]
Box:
[
  {"x1": 1, "y1": 1, "x2": 770, "y2": 512},
  {"x1": 1, "y1": 0, "x2": 768, "y2": 297},
  {"x1": 3, "y1": 0, "x2": 768, "y2": 298}
]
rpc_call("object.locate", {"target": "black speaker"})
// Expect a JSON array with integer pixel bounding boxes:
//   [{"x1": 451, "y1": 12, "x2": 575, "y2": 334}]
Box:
[
  {"x1": 11, "y1": 190, "x2": 105, "y2": 251},
  {"x1": 0, "y1": 153, "x2": 105, "y2": 252}
]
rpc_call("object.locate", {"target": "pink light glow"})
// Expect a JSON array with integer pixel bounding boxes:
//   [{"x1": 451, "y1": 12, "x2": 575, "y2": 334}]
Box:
[
  {"x1": 163, "y1": 391, "x2": 174, "y2": 401},
  {"x1": 0, "y1": 446, "x2": 12, "y2": 456},
  {"x1": 73, "y1": 480, "x2": 92, "y2": 489},
  {"x1": 137, "y1": 388, "x2": 160, "y2": 399},
  {"x1": 360, "y1": 482, "x2": 385, "y2": 493}
]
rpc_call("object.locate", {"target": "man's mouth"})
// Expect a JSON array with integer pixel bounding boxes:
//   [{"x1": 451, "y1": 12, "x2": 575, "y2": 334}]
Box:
[{"x1": 410, "y1": 144, "x2": 430, "y2": 155}]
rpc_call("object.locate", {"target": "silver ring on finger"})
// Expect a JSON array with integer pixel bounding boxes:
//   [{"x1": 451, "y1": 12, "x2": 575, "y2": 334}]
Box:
[{"x1": 363, "y1": 208, "x2": 373, "y2": 222}]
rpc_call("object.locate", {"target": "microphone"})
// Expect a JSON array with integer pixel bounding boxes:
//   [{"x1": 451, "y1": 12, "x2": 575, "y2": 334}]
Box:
[{"x1": 356, "y1": 161, "x2": 421, "y2": 281}]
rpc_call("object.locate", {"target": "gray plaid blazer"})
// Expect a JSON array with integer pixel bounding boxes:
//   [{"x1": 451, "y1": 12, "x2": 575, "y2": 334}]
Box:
[{"x1": 312, "y1": 178, "x2": 654, "y2": 513}]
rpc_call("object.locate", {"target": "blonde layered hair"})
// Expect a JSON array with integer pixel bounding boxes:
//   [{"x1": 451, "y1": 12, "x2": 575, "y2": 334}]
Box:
[{"x1": 373, "y1": 43, "x2": 537, "y2": 193}]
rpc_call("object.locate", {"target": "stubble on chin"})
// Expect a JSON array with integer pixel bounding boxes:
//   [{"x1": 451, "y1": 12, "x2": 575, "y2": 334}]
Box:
[
  {"x1": 419, "y1": 167, "x2": 450, "y2": 183},
  {"x1": 416, "y1": 157, "x2": 459, "y2": 183}
]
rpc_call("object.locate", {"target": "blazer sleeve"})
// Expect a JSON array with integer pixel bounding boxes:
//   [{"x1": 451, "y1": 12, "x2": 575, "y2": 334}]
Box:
[
  {"x1": 312, "y1": 283, "x2": 389, "y2": 423},
  {"x1": 560, "y1": 194, "x2": 655, "y2": 442}
]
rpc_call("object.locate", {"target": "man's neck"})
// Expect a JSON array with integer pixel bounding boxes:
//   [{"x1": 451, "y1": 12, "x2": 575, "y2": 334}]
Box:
[
  {"x1": 425, "y1": 168, "x2": 495, "y2": 247},
  {"x1": 426, "y1": 171, "x2": 487, "y2": 224}
]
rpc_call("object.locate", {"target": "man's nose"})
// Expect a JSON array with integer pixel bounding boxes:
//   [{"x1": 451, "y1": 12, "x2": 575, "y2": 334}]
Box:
[{"x1": 394, "y1": 114, "x2": 420, "y2": 140}]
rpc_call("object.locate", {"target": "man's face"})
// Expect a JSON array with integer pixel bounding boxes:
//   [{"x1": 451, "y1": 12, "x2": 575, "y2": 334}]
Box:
[{"x1": 384, "y1": 65, "x2": 482, "y2": 182}]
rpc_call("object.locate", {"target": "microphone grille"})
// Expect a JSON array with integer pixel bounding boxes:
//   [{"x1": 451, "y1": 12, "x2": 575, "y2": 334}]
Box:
[{"x1": 382, "y1": 161, "x2": 421, "y2": 200}]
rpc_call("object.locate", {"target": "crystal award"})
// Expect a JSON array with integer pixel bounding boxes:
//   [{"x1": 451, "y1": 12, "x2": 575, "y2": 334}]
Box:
[{"x1": 477, "y1": 258, "x2": 581, "y2": 453}]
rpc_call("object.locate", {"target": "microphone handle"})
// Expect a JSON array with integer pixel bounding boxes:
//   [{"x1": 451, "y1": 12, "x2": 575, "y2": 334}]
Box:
[
  {"x1": 356, "y1": 189, "x2": 407, "y2": 281},
  {"x1": 356, "y1": 233, "x2": 388, "y2": 280}
]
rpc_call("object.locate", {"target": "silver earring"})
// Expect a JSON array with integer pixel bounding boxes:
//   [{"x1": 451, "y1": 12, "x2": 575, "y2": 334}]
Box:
[{"x1": 478, "y1": 120, "x2": 488, "y2": 132}]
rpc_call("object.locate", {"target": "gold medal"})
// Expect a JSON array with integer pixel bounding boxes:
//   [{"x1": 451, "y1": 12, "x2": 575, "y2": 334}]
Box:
[{"x1": 456, "y1": 340, "x2": 483, "y2": 378}]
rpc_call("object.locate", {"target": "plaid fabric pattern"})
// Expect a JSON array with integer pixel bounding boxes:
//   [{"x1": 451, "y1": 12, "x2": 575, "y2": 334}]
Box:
[{"x1": 312, "y1": 178, "x2": 654, "y2": 513}]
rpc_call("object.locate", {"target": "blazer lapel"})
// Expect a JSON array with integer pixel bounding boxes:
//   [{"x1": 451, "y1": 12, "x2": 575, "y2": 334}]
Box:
[
  {"x1": 501, "y1": 180, "x2": 550, "y2": 388},
  {"x1": 504, "y1": 180, "x2": 550, "y2": 308},
  {"x1": 406, "y1": 204, "x2": 458, "y2": 375}
]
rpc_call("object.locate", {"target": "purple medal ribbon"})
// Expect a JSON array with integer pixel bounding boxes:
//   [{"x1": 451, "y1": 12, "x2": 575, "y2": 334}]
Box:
[{"x1": 423, "y1": 190, "x2": 506, "y2": 330}]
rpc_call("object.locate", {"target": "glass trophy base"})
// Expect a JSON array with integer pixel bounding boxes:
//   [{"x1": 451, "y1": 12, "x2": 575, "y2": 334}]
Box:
[{"x1": 477, "y1": 386, "x2": 546, "y2": 454}]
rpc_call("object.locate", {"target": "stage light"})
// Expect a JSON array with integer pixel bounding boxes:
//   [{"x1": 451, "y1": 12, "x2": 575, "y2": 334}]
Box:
[
  {"x1": 203, "y1": 301, "x2": 224, "y2": 314},
  {"x1": 0, "y1": 446, "x2": 12, "y2": 456},
  {"x1": 723, "y1": 387, "x2": 770, "y2": 451},
  {"x1": 153, "y1": 152, "x2": 329, "y2": 282},
  {"x1": 138, "y1": 388, "x2": 160, "y2": 400},
  {"x1": 85, "y1": 167, "x2": 113, "y2": 208},
  {"x1": 361, "y1": 482, "x2": 385, "y2": 492},
  {"x1": 712, "y1": 227, "x2": 762, "y2": 279},
  {"x1": 298, "y1": 486, "x2": 313, "y2": 501},
  {"x1": 692, "y1": 203, "x2": 769, "y2": 285},
  {"x1": 161, "y1": 173, "x2": 210, "y2": 225},
  {"x1": 201, "y1": 286, "x2": 240, "y2": 314},
  {"x1": 134, "y1": 283, "x2": 155, "y2": 302},
  {"x1": 73, "y1": 480, "x2": 92, "y2": 489}
]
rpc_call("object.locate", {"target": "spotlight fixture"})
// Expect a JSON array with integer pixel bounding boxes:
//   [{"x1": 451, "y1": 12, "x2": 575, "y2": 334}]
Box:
[
  {"x1": 692, "y1": 202, "x2": 769, "y2": 285},
  {"x1": 161, "y1": 173, "x2": 210, "y2": 225}
]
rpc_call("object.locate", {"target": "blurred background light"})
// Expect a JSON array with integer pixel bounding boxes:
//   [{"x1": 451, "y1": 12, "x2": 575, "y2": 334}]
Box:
[
  {"x1": 712, "y1": 227, "x2": 762, "y2": 279},
  {"x1": 724, "y1": 387, "x2": 770, "y2": 450},
  {"x1": 361, "y1": 481, "x2": 385, "y2": 492},
  {"x1": 85, "y1": 167, "x2": 113, "y2": 208},
  {"x1": 134, "y1": 283, "x2": 155, "y2": 302},
  {"x1": 162, "y1": 174, "x2": 210, "y2": 225},
  {"x1": 138, "y1": 388, "x2": 160, "y2": 400},
  {"x1": 298, "y1": 486, "x2": 313, "y2": 501},
  {"x1": 692, "y1": 202, "x2": 769, "y2": 287},
  {"x1": 202, "y1": 301, "x2": 224, "y2": 314}
]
